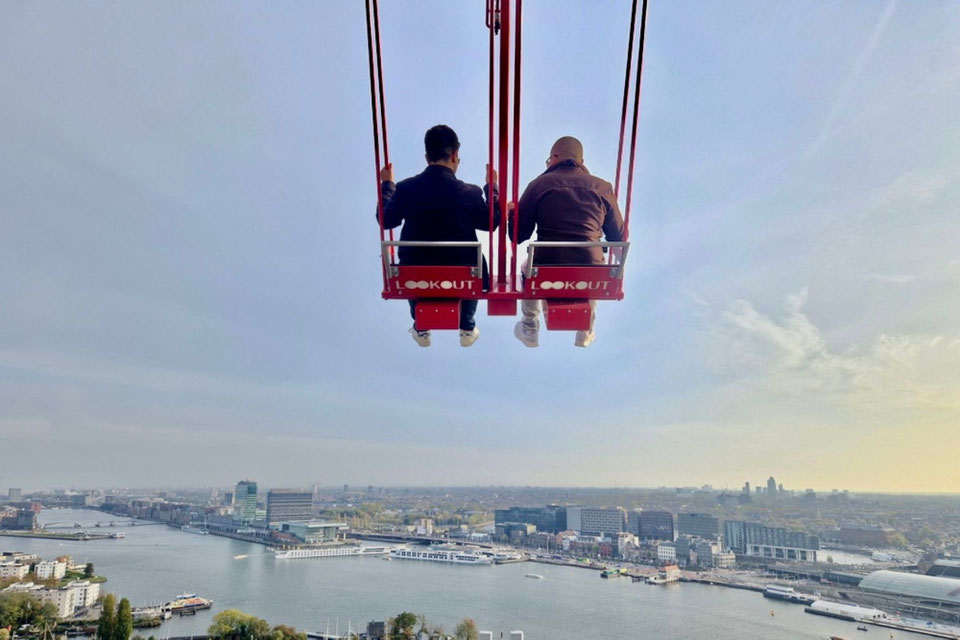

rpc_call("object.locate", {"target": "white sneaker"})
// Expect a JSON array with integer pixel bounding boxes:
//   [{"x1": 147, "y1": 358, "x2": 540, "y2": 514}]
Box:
[
  {"x1": 575, "y1": 330, "x2": 595, "y2": 348},
  {"x1": 459, "y1": 327, "x2": 480, "y2": 347},
  {"x1": 409, "y1": 326, "x2": 431, "y2": 347},
  {"x1": 514, "y1": 321, "x2": 539, "y2": 348}
]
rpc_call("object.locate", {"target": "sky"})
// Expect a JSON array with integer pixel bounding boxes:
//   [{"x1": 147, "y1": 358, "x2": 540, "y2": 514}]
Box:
[{"x1": 1, "y1": 1, "x2": 959, "y2": 493}]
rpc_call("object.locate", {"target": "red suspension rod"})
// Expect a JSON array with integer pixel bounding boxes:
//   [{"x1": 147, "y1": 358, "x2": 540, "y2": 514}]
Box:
[
  {"x1": 510, "y1": 0, "x2": 523, "y2": 288},
  {"x1": 365, "y1": 0, "x2": 385, "y2": 244},
  {"x1": 496, "y1": 0, "x2": 510, "y2": 286}
]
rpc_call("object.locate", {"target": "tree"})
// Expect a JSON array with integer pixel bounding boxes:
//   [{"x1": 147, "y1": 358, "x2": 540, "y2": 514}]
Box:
[
  {"x1": 454, "y1": 619, "x2": 478, "y2": 640},
  {"x1": 390, "y1": 612, "x2": 417, "y2": 640},
  {"x1": 84, "y1": 563, "x2": 96, "y2": 579},
  {"x1": 208, "y1": 609, "x2": 271, "y2": 640},
  {"x1": 97, "y1": 594, "x2": 117, "y2": 640},
  {"x1": 0, "y1": 592, "x2": 57, "y2": 629},
  {"x1": 114, "y1": 598, "x2": 134, "y2": 640},
  {"x1": 270, "y1": 625, "x2": 306, "y2": 640}
]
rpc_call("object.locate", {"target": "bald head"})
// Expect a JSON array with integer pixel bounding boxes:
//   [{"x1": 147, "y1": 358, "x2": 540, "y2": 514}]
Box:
[{"x1": 549, "y1": 136, "x2": 584, "y2": 164}]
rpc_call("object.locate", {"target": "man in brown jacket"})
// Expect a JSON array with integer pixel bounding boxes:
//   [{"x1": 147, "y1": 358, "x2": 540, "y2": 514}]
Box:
[{"x1": 513, "y1": 136, "x2": 624, "y2": 348}]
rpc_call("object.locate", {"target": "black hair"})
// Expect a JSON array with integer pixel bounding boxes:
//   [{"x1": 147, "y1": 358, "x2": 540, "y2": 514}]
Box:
[{"x1": 424, "y1": 125, "x2": 460, "y2": 163}]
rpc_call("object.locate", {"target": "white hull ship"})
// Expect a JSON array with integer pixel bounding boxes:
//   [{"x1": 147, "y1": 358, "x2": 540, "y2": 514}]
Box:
[
  {"x1": 389, "y1": 546, "x2": 493, "y2": 565},
  {"x1": 274, "y1": 545, "x2": 389, "y2": 560}
]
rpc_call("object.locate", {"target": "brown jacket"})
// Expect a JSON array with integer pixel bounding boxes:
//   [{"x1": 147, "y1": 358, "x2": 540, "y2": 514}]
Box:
[{"x1": 514, "y1": 160, "x2": 625, "y2": 265}]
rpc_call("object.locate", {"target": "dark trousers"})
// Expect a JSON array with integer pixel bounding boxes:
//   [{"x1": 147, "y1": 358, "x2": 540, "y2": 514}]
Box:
[{"x1": 409, "y1": 300, "x2": 478, "y2": 332}]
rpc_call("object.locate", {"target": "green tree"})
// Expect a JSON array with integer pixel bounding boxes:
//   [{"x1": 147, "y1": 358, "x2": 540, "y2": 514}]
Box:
[
  {"x1": 454, "y1": 618, "x2": 478, "y2": 640},
  {"x1": 84, "y1": 563, "x2": 96, "y2": 579},
  {"x1": 97, "y1": 594, "x2": 117, "y2": 640},
  {"x1": 0, "y1": 592, "x2": 57, "y2": 629},
  {"x1": 208, "y1": 609, "x2": 271, "y2": 640},
  {"x1": 114, "y1": 598, "x2": 134, "y2": 640},
  {"x1": 389, "y1": 612, "x2": 417, "y2": 640},
  {"x1": 270, "y1": 625, "x2": 306, "y2": 640}
]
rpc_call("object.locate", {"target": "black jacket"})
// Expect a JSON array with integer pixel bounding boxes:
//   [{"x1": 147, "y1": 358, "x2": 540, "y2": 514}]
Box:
[{"x1": 378, "y1": 164, "x2": 499, "y2": 268}]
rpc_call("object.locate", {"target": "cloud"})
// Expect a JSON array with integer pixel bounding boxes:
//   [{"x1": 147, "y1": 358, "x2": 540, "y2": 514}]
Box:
[
  {"x1": 717, "y1": 288, "x2": 959, "y2": 412},
  {"x1": 865, "y1": 273, "x2": 916, "y2": 284}
]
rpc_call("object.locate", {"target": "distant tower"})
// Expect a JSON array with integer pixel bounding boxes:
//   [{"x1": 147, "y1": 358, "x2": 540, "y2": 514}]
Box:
[
  {"x1": 234, "y1": 479, "x2": 258, "y2": 523},
  {"x1": 742, "y1": 482, "x2": 750, "y2": 494},
  {"x1": 767, "y1": 477, "x2": 778, "y2": 498}
]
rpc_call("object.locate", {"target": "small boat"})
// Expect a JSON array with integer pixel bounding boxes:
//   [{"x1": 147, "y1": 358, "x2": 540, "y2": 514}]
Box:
[
  {"x1": 856, "y1": 626, "x2": 868, "y2": 632},
  {"x1": 830, "y1": 636, "x2": 848, "y2": 640},
  {"x1": 525, "y1": 573, "x2": 544, "y2": 580}
]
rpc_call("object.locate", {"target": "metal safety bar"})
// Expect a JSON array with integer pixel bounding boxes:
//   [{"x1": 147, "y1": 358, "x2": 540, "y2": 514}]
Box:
[
  {"x1": 524, "y1": 241, "x2": 631, "y2": 279},
  {"x1": 381, "y1": 241, "x2": 484, "y2": 278}
]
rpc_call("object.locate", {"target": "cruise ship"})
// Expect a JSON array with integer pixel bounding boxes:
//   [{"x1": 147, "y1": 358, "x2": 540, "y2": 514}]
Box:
[
  {"x1": 274, "y1": 545, "x2": 390, "y2": 560},
  {"x1": 763, "y1": 585, "x2": 816, "y2": 604},
  {"x1": 389, "y1": 546, "x2": 493, "y2": 565}
]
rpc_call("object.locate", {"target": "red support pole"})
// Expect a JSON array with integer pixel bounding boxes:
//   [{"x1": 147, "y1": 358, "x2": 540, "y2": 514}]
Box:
[
  {"x1": 488, "y1": 1, "x2": 497, "y2": 274},
  {"x1": 623, "y1": 0, "x2": 649, "y2": 243},
  {"x1": 510, "y1": 0, "x2": 522, "y2": 289},
  {"x1": 496, "y1": 0, "x2": 510, "y2": 286},
  {"x1": 614, "y1": 0, "x2": 639, "y2": 200}
]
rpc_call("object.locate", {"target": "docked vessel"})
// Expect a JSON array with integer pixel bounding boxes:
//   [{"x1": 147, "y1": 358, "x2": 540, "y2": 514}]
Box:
[
  {"x1": 110, "y1": 532, "x2": 125, "y2": 539},
  {"x1": 164, "y1": 593, "x2": 212, "y2": 614},
  {"x1": 180, "y1": 525, "x2": 208, "y2": 535},
  {"x1": 763, "y1": 585, "x2": 816, "y2": 605},
  {"x1": 274, "y1": 545, "x2": 389, "y2": 559},
  {"x1": 389, "y1": 546, "x2": 493, "y2": 565}
]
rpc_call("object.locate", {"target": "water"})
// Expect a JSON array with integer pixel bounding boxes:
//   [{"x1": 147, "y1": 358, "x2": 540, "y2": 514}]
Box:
[{"x1": 4, "y1": 509, "x2": 930, "y2": 640}]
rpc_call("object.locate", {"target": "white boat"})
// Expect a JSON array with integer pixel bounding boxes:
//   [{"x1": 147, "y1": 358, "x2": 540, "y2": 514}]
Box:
[
  {"x1": 389, "y1": 545, "x2": 493, "y2": 565},
  {"x1": 274, "y1": 545, "x2": 390, "y2": 560},
  {"x1": 181, "y1": 525, "x2": 208, "y2": 535},
  {"x1": 525, "y1": 573, "x2": 545, "y2": 579}
]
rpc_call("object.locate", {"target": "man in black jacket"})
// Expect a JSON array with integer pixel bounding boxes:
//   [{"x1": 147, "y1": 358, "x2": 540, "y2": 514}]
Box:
[{"x1": 378, "y1": 125, "x2": 499, "y2": 347}]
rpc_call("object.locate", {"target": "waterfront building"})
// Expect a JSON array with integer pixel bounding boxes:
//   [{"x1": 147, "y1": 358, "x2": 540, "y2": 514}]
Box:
[
  {"x1": 857, "y1": 570, "x2": 960, "y2": 624},
  {"x1": 0, "y1": 580, "x2": 99, "y2": 618},
  {"x1": 0, "y1": 508, "x2": 37, "y2": 530},
  {"x1": 265, "y1": 489, "x2": 312, "y2": 525},
  {"x1": 713, "y1": 550, "x2": 736, "y2": 569},
  {"x1": 0, "y1": 562, "x2": 29, "y2": 580},
  {"x1": 234, "y1": 479, "x2": 258, "y2": 524},
  {"x1": 35, "y1": 560, "x2": 67, "y2": 580},
  {"x1": 278, "y1": 521, "x2": 347, "y2": 544},
  {"x1": 657, "y1": 543, "x2": 677, "y2": 563},
  {"x1": 723, "y1": 520, "x2": 819, "y2": 562},
  {"x1": 493, "y1": 505, "x2": 566, "y2": 533},
  {"x1": 674, "y1": 536, "x2": 691, "y2": 566},
  {"x1": 695, "y1": 540, "x2": 720, "y2": 568},
  {"x1": 566, "y1": 507, "x2": 626, "y2": 537},
  {"x1": 837, "y1": 524, "x2": 897, "y2": 547},
  {"x1": 639, "y1": 510, "x2": 674, "y2": 541},
  {"x1": 677, "y1": 513, "x2": 719, "y2": 538}
]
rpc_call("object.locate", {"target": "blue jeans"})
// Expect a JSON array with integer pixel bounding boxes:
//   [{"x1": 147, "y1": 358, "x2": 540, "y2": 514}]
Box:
[{"x1": 409, "y1": 300, "x2": 478, "y2": 331}]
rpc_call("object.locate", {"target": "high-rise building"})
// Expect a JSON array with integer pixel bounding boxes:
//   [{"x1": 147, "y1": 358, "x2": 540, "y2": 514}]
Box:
[
  {"x1": 767, "y1": 477, "x2": 778, "y2": 498},
  {"x1": 677, "y1": 513, "x2": 720, "y2": 538},
  {"x1": 566, "y1": 507, "x2": 626, "y2": 537},
  {"x1": 234, "y1": 479, "x2": 258, "y2": 523},
  {"x1": 222, "y1": 492, "x2": 234, "y2": 507},
  {"x1": 7, "y1": 488, "x2": 21, "y2": 502},
  {"x1": 266, "y1": 489, "x2": 313, "y2": 525},
  {"x1": 639, "y1": 510, "x2": 674, "y2": 541},
  {"x1": 494, "y1": 505, "x2": 566, "y2": 534},
  {"x1": 723, "y1": 520, "x2": 819, "y2": 562}
]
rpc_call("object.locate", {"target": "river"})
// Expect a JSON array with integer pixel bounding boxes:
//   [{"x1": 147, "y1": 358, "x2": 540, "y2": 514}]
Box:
[{"x1": 2, "y1": 509, "x2": 930, "y2": 640}]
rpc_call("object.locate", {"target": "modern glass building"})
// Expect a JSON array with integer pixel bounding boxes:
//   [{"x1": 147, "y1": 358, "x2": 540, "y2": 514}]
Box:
[
  {"x1": 723, "y1": 520, "x2": 819, "y2": 561},
  {"x1": 266, "y1": 489, "x2": 313, "y2": 525},
  {"x1": 677, "y1": 513, "x2": 720, "y2": 538},
  {"x1": 234, "y1": 479, "x2": 258, "y2": 524},
  {"x1": 639, "y1": 510, "x2": 674, "y2": 541},
  {"x1": 857, "y1": 570, "x2": 960, "y2": 624}
]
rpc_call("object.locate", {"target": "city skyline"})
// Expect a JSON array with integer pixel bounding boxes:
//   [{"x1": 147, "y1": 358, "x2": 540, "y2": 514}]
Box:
[{"x1": 2, "y1": 1, "x2": 959, "y2": 493}]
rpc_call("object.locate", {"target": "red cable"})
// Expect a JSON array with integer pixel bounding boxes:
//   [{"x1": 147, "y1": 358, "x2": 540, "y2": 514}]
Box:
[
  {"x1": 623, "y1": 0, "x2": 649, "y2": 244},
  {"x1": 614, "y1": 0, "x2": 639, "y2": 200},
  {"x1": 510, "y1": 0, "x2": 522, "y2": 288},
  {"x1": 496, "y1": 0, "x2": 510, "y2": 286},
  {"x1": 488, "y1": 0, "x2": 496, "y2": 275}
]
